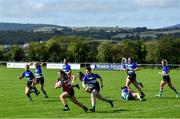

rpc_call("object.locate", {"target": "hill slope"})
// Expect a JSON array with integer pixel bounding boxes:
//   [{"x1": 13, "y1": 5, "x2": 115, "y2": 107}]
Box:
[{"x1": 0, "y1": 23, "x2": 67, "y2": 31}]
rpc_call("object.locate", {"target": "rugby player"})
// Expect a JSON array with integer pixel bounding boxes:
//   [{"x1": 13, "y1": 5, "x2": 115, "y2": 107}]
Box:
[
  {"x1": 62, "y1": 59, "x2": 80, "y2": 89},
  {"x1": 155, "y1": 60, "x2": 179, "y2": 98},
  {"x1": 34, "y1": 62, "x2": 48, "y2": 98},
  {"x1": 123, "y1": 57, "x2": 145, "y2": 99},
  {"x1": 83, "y1": 67, "x2": 114, "y2": 112},
  {"x1": 18, "y1": 65, "x2": 40, "y2": 101},
  {"x1": 121, "y1": 86, "x2": 144, "y2": 101},
  {"x1": 55, "y1": 70, "x2": 88, "y2": 112},
  {"x1": 121, "y1": 57, "x2": 143, "y2": 88}
]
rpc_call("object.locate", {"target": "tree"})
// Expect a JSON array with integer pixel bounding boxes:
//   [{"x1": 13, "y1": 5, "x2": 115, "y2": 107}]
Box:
[
  {"x1": 97, "y1": 42, "x2": 114, "y2": 63},
  {"x1": 0, "y1": 46, "x2": 4, "y2": 60},
  {"x1": 156, "y1": 37, "x2": 180, "y2": 64},
  {"x1": 145, "y1": 41, "x2": 159, "y2": 63},
  {"x1": 135, "y1": 40, "x2": 147, "y2": 63},
  {"x1": 146, "y1": 37, "x2": 180, "y2": 64},
  {"x1": 46, "y1": 39, "x2": 63, "y2": 62},
  {"x1": 67, "y1": 42, "x2": 89, "y2": 62},
  {"x1": 27, "y1": 42, "x2": 38, "y2": 61},
  {"x1": 11, "y1": 45, "x2": 25, "y2": 61},
  {"x1": 34, "y1": 42, "x2": 49, "y2": 62}
]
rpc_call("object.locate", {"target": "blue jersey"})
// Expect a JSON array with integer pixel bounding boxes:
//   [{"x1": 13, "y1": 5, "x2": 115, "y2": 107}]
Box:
[
  {"x1": 121, "y1": 88, "x2": 130, "y2": 100},
  {"x1": 21, "y1": 70, "x2": 34, "y2": 81},
  {"x1": 124, "y1": 63, "x2": 138, "y2": 76},
  {"x1": 83, "y1": 73, "x2": 101, "y2": 84},
  {"x1": 162, "y1": 66, "x2": 169, "y2": 75},
  {"x1": 63, "y1": 64, "x2": 71, "y2": 74},
  {"x1": 35, "y1": 66, "x2": 43, "y2": 78}
]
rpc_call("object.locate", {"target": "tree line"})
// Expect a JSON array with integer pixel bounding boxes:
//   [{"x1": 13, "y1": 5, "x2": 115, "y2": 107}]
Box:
[{"x1": 0, "y1": 36, "x2": 180, "y2": 64}]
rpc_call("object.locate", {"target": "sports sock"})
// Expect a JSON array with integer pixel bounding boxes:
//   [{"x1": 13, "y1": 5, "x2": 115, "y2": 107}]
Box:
[
  {"x1": 65, "y1": 104, "x2": 69, "y2": 109},
  {"x1": 172, "y1": 87, "x2": 178, "y2": 94},
  {"x1": 159, "y1": 90, "x2": 163, "y2": 95},
  {"x1": 91, "y1": 91, "x2": 96, "y2": 108},
  {"x1": 141, "y1": 92, "x2": 145, "y2": 96},
  {"x1": 42, "y1": 90, "x2": 47, "y2": 96}
]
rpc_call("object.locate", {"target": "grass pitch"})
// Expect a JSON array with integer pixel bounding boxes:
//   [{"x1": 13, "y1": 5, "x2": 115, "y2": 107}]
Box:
[{"x1": 0, "y1": 66, "x2": 180, "y2": 118}]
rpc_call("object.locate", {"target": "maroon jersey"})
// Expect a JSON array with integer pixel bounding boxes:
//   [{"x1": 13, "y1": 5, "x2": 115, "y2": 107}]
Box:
[{"x1": 59, "y1": 77, "x2": 72, "y2": 92}]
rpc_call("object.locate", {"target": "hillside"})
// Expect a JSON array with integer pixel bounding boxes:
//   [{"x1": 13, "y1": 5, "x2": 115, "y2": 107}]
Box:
[
  {"x1": 0, "y1": 22, "x2": 180, "y2": 45},
  {"x1": 0, "y1": 23, "x2": 68, "y2": 31},
  {"x1": 164, "y1": 24, "x2": 180, "y2": 29}
]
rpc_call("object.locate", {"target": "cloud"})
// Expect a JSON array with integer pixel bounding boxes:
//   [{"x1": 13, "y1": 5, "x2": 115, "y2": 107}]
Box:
[
  {"x1": 135, "y1": 0, "x2": 180, "y2": 8},
  {"x1": 1, "y1": 0, "x2": 139, "y2": 18},
  {"x1": 2, "y1": 0, "x2": 179, "y2": 18},
  {"x1": 1, "y1": 0, "x2": 46, "y2": 17},
  {"x1": 42, "y1": 0, "x2": 136, "y2": 12},
  {"x1": 0, "y1": 0, "x2": 179, "y2": 28}
]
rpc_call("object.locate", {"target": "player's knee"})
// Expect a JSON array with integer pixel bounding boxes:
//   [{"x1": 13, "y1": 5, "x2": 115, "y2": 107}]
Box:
[
  {"x1": 25, "y1": 91, "x2": 29, "y2": 95},
  {"x1": 91, "y1": 89, "x2": 98, "y2": 96},
  {"x1": 60, "y1": 94, "x2": 65, "y2": 100}
]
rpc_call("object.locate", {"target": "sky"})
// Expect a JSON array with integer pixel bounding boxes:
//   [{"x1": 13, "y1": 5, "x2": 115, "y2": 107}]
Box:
[{"x1": 0, "y1": 0, "x2": 180, "y2": 28}]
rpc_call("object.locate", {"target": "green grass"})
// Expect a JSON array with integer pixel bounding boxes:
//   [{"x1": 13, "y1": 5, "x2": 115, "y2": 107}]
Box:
[{"x1": 0, "y1": 66, "x2": 180, "y2": 118}]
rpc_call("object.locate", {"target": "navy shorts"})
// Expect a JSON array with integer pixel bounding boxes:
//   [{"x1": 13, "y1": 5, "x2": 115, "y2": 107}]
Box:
[
  {"x1": 27, "y1": 81, "x2": 33, "y2": 88},
  {"x1": 127, "y1": 93, "x2": 135, "y2": 100},
  {"x1": 36, "y1": 77, "x2": 44, "y2": 85},
  {"x1": 163, "y1": 75, "x2": 171, "y2": 83},
  {"x1": 128, "y1": 74, "x2": 136, "y2": 81},
  {"x1": 90, "y1": 82, "x2": 100, "y2": 92}
]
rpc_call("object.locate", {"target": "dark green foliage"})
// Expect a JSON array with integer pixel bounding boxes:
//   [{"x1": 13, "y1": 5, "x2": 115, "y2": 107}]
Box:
[
  {"x1": 1, "y1": 35, "x2": 180, "y2": 63},
  {"x1": 11, "y1": 45, "x2": 25, "y2": 61}
]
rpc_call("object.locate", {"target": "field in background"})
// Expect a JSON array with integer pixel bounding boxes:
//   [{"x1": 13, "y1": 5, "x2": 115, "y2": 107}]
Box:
[{"x1": 0, "y1": 66, "x2": 180, "y2": 118}]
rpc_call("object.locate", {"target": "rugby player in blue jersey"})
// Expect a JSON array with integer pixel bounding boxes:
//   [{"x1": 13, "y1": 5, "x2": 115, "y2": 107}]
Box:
[
  {"x1": 83, "y1": 67, "x2": 113, "y2": 112},
  {"x1": 55, "y1": 70, "x2": 88, "y2": 112},
  {"x1": 123, "y1": 58, "x2": 145, "y2": 99},
  {"x1": 62, "y1": 59, "x2": 72, "y2": 75},
  {"x1": 34, "y1": 62, "x2": 48, "y2": 98},
  {"x1": 155, "y1": 60, "x2": 179, "y2": 98},
  {"x1": 18, "y1": 65, "x2": 40, "y2": 101},
  {"x1": 121, "y1": 57, "x2": 143, "y2": 88},
  {"x1": 121, "y1": 86, "x2": 144, "y2": 101},
  {"x1": 62, "y1": 59, "x2": 80, "y2": 89}
]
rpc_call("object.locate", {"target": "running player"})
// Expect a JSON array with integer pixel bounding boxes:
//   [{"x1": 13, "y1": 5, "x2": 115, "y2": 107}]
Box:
[
  {"x1": 18, "y1": 65, "x2": 40, "y2": 101},
  {"x1": 77, "y1": 71, "x2": 91, "y2": 89},
  {"x1": 155, "y1": 60, "x2": 179, "y2": 98},
  {"x1": 62, "y1": 59, "x2": 72, "y2": 76},
  {"x1": 83, "y1": 67, "x2": 114, "y2": 112},
  {"x1": 62, "y1": 58, "x2": 79, "y2": 89},
  {"x1": 123, "y1": 57, "x2": 145, "y2": 98},
  {"x1": 121, "y1": 57, "x2": 143, "y2": 88},
  {"x1": 34, "y1": 62, "x2": 48, "y2": 98},
  {"x1": 55, "y1": 70, "x2": 88, "y2": 112},
  {"x1": 121, "y1": 86, "x2": 144, "y2": 101}
]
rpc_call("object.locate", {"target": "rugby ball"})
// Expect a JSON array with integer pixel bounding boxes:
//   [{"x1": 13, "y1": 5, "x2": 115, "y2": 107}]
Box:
[{"x1": 55, "y1": 81, "x2": 62, "y2": 88}]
